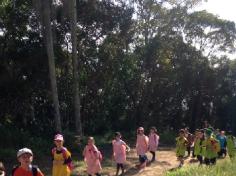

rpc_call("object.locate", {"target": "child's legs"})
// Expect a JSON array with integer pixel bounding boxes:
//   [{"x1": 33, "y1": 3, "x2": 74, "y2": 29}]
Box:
[
  {"x1": 197, "y1": 155, "x2": 203, "y2": 164},
  {"x1": 210, "y1": 158, "x2": 216, "y2": 165},
  {"x1": 222, "y1": 148, "x2": 227, "y2": 157},
  {"x1": 192, "y1": 150, "x2": 195, "y2": 157},
  {"x1": 218, "y1": 149, "x2": 223, "y2": 157},
  {"x1": 116, "y1": 163, "x2": 121, "y2": 175},
  {"x1": 95, "y1": 173, "x2": 101, "y2": 176},
  {"x1": 205, "y1": 158, "x2": 210, "y2": 165},
  {"x1": 150, "y1": 151, "x2": 156, "y2": 161},
  {"x1": 139, "y1": 155, "x2": 148, "y2": 169},
  {"x1": 178, "y1": 156, "x2": 184, "y2": 166},
  {"x1": 116, "y1": 163, "x2": 124, "y2": 175},
  {"x1": 120, "y1": 163, "x2": 124, "y2": 173},
  {"x1": 187, "y1": 146, "x2": 191, "y2": 156}
]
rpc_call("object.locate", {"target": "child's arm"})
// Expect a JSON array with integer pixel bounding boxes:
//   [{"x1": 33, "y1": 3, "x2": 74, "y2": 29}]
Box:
[
  {"x1": 125, "y1": 143, "x2": 131, "y2": 152},
  {"x1": 82, "y1": 147, "x2": 86, "y2": 157},
  {"x1": 145, "y1": 136, "x2": 149, "y2": 147},
  {"x1": 155, "y1": 134, "x2": 159, "y2": 146},
  {"x1": 111, "y1": 141, "x2": 115, "y2": 159},
  {"x1": 37, "y1": 168, "x2": 45, "y2": 176}
]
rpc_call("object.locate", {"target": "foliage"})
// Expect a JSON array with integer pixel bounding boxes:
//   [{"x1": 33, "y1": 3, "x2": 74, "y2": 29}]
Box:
[{"x1": 0, "y1": 0, "x2": 236, "y2": 143}]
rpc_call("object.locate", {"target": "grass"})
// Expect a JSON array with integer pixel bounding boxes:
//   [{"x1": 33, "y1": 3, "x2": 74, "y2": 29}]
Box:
[
  {"x1": 71, "y1": 157, "x2": 116, "y2": 176},
  {"x1": 165, "y1": 158, "x2": 236, "y2": 176},
  {"x1": 0, "y1": 129, "x2": 177, "y2": 176}
]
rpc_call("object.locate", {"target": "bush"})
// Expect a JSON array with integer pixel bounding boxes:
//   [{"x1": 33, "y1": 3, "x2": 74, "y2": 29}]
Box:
[{"x1": 159, "y1": 130, "x2": 176, "y2": 146}]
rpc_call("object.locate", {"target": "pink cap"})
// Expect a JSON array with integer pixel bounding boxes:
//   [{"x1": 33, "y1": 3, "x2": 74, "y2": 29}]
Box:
[{"x1": 54, "y1": 134, "x2": 64, "y2": 141}]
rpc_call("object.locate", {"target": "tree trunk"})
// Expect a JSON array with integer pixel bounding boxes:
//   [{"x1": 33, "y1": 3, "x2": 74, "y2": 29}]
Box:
[
  {"x1": 69, "y1": 0, "x2": 82, "y2": 135},
  {"x1": 42, "y1": 0, "x2": 62, "y2": 133}
]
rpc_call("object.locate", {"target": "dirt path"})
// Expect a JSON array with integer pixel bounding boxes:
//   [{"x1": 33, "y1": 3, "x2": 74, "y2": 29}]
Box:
[
  {"x1": 72, "y1": 147, "x2": 194, "y2": 176},
  {"x1": 36, "y1": 147, "x2": 194, "y2": 176},
  {"x1": 121, "y1": 147, "x2": 180, "y2": 176}
]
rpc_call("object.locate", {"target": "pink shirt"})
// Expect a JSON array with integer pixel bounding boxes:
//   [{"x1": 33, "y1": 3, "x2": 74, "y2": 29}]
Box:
[
  {"x1": 149, "y1": 133, "x2": 159, "y2": 152},
  {"x1": 136, "y1": 134, "x2": 149, "y2": 155},
  {"x1": 83, "y1": 144, "x2": 102, "y2": 175},
  {"x1": 112, "y1": 139, "x2": 127, "y2": 164}
]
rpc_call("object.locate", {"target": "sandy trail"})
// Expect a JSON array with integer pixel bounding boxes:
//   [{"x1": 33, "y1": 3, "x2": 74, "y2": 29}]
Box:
[{"x1": 121, "y1": 147, "x2": 181, "y2": 176}]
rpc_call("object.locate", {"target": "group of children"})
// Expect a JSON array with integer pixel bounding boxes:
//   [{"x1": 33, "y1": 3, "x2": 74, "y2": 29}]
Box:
[
  {"x1": 176, "y1": 127, "x2": 236, "y2": 167},
  {"x1": 3, "y1": 125, "x2": 235, "y2": 176},
  {"x1": 1, "y1": 126, "x2": 159, "y2": 176}
]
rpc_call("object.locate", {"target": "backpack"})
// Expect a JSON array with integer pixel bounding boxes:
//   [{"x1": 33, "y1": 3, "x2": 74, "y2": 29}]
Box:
[
  {"x1": 52, "y1": 147, "x2": 73, "y2": 170},
  {"x1": 12, "y1": 165, "x2": 38, "y2": 176},
  {"x1": 211, "y1": 139, "x2": 221, "y2": 153}
]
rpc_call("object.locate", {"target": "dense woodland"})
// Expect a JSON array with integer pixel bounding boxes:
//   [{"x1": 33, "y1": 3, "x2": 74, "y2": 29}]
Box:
[{"x1": 0, "y1": 0, "x2": 236, "y2": 147}]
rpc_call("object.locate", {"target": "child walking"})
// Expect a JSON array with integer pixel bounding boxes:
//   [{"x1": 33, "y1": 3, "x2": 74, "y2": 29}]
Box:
[
  {"x1": 52, "y1": 134, "x2": 72, "y2": 176},
  {"x1": 148, "y1": 127, "x2": 159, "y2": 162},
  {"x1": 112, "y1": 132, "x2": 130, "y2": 176},
  {"x1": 176, "y1": 129, "x2": 188, "y2": 167},
  {"x1": 185, "y1": 128, "x2": 194, "y2": 157},
  {"x1": 204, "y1": 129, "x2": 219, "y2": 165},
  {"x1": 136, "y1": 127, "x2": 149, "y2": 170},
  {"x1": 194, "y1": 129, "x2": 205, "y2": 165},
  {"x1": 83, "y1": 137, "x2": 102, "y2": 176},
  {"x1": 216, "y1": 131, "x2": 227, "y2": 158},
  {"x1": 13, "y1": 148, "x2": 44, "y2": 176}
]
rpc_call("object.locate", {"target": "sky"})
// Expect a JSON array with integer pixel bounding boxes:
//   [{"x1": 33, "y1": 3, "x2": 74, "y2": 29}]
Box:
[
  {"x1": 196, "y1": 0, "x2": 236, "y2": 59},
  {"x1": 197, "y1": 0, "x2": 236, "y2": 23}
]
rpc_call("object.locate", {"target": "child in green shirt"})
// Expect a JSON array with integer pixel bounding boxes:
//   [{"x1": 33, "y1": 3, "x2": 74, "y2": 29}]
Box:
[
  {"x1": 204, "y1": 129, "x2": 220, "y2": 165},
  {"x1": 176, "y1": 129, "x2": 188, "y2": 167},
  {"x1": 194, "y1": 129, "x2": 205, "y2": 165}
]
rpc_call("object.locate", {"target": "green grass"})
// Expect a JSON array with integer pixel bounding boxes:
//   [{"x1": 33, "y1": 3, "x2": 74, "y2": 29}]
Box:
[{"x1": 165, "y1": 158, "x2": 236, "y2": 176}]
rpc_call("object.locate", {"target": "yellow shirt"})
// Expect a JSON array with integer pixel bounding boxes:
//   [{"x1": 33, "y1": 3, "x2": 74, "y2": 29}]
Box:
[{"x1": 52, "y1": 148, "x2": 71, "y2": 176}]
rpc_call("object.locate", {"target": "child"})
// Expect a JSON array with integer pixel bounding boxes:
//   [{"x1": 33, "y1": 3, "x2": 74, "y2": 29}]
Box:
[
  {"x1": 176, "y1": 129, "x2": 188, "y2": 167},
  {"x1": 193, "y1": 129, "x2": 200, "y2": 158},
  {"x1": 216, "y1": 131, "x2": 227, "y2": 158},
  {"x1": 13, "y1": 148, "x2": 44, "y2": 176},
  {"x1": 0, "y1": 162, "x2": 5, "y2": 176},
  {"x1": 52, "y1": 134, "x2": 72, "y2": 176},
  {"x1": 226, "y1": 131, "x2": 236, "y2": 159},
  {"x1": 194, "y1": 129, "x2": 205, "y2": 165},
  {"x1": 184, "y1": 128, "x2": 194, "y2": 157},
  {"x1": 148, "y1": 126, "x2": 159, "y2": 162},
  {"x1": 112, "y1": 132, "x2": 130, "y2": 176},
  {"x1": 83, "y1": 137, "x2": 102, "y2": 176},
  {"x1": 204, "y1": 129, "x2": 219, "y2": 165},
  {"x1": 136, "y1": 127, "x2": 149, "y2": 170}
]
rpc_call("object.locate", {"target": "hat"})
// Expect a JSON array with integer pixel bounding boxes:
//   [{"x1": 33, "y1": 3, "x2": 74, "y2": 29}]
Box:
[
  {"x1": 54, "y1": 134, "x2": 64, "y2": 141},
  {"x1": 17, "y1": 148, "x2": 33, "y2": 158},
  {"x1": 205, "y1": 128, "x2": 212, "y2": 136}
]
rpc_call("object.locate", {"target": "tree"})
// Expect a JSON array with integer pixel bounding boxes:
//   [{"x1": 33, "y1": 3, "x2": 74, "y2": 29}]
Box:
[
  {"x1": 69, "y1": 0, "x2": 83, "y2": 135},
  {"x1": 41, "y1": 0, "x2": 62, "y2": 132}
]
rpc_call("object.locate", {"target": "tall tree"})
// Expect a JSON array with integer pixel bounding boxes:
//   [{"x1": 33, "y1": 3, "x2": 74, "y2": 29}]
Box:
[
  {"x1": 69, "y1": 0, "x2": 82, "y2": 135},
  {"x1": 41, "y1": 0, "x2": 62, "y2": 132}
]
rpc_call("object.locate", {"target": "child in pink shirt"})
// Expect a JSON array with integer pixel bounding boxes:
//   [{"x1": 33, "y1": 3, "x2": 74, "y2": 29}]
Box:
[
  {"x1": 148, "y1": 126, "x2": 159, "y2": 162},
  {"x1": 112, "y1": 132, "x2": 130, "y2": 176},
  {"x1": 136, "y1": 127, "x2": 149, "y2": 170},
  {"x1": 83, "y1": 137, "x2": 102, "y2": 176}
]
